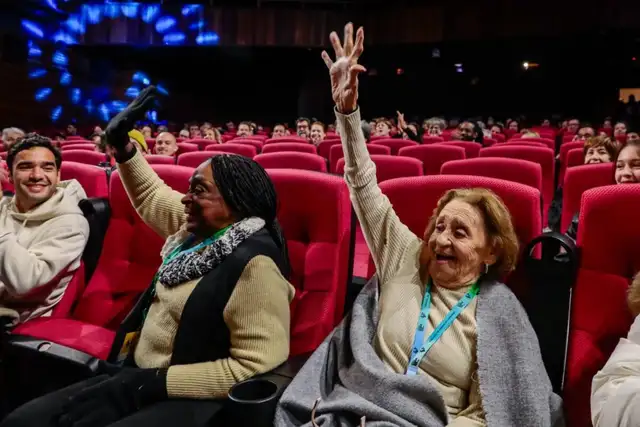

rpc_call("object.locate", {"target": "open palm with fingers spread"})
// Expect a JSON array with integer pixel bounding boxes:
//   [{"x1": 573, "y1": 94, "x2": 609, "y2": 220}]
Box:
[{"x1": 321, "y1": 23, "x2": 366, "y2": 114}]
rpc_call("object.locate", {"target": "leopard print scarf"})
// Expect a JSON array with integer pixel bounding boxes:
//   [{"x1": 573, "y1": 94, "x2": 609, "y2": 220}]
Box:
[{"x1": 157, "y1": 217, "x2": 265, "y2": 287}]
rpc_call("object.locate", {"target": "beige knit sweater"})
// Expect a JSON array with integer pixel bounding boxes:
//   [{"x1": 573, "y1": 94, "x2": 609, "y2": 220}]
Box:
[
  {"x1": 336, "y1": 109, "x2": 485, "y2": 426},
  {"x1": 117, "y1": 152, "x2": 295, "y2": 399}
]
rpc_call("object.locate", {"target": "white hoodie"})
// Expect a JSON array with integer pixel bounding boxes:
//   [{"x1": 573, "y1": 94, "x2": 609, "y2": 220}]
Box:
[
  {"x1": 591, "y1": 314, "x2": 640, "y2": 427},
  {"x1": 0, "y1": 179, "x2": 89, "y2": 323}
]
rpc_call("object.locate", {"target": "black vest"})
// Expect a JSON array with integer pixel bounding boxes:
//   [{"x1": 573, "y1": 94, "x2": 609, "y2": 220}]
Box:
[{"x1": 108, "y1": 229, "x2": 285, "y2": 366}]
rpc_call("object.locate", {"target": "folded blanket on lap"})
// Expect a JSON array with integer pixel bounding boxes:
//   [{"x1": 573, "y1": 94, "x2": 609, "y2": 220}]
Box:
[{"x1": 275, "y1": 278, "x2": 564, "y2": 427}]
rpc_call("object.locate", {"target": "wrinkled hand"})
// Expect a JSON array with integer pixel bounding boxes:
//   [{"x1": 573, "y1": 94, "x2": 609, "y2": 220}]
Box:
[
  {"x1": 321, "y1": 23, "x2": 366, "y2": 114},
  {"x1": 105, "y1": 86, "x2": 158, "y2": 151}
]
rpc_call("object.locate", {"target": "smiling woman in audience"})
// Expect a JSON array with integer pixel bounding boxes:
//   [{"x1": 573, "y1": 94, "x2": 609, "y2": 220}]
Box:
[
  {"x1": 547, "y1": 135, "x2": 619, "y2": 232},
  {"x1": 275, "y1": 23, "x2": 562, "y2": 427},
  {"x1": 565, "y1": 138, "x2": 640, "y2": 241},
  {"x1": 1, "y1": 87, "x2": 295, "y2": 427}
]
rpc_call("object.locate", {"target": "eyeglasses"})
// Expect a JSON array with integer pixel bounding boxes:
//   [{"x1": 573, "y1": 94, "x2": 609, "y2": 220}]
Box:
[{"x1": 311, "y1": 398, "x2": 366, "y2": 427}]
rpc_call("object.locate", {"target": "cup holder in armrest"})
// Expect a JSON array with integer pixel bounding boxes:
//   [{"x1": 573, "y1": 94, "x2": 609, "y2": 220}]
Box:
[{"x1": 225, "y1": 377, "x2": 288, "y2": 427}]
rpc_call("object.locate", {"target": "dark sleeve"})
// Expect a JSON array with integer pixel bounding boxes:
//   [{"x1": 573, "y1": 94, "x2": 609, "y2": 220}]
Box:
[
  {"x1": 565, "y1": 212, "x2": 579, "y2": 242},
  {"x1": 547, "y1": 186, "x2": 564, "y2": 231}
]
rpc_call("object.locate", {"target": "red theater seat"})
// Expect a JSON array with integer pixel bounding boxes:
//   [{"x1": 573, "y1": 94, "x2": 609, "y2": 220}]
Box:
[
  {"x1": 437, "y1": 141, "x2": 482, "y2": 158},
  {"x1": 204, "y1": 143, "x2": 257, "y2": 158},
  {"x1": 480, "y1": 145, "x2": 555, "y2": 223},
  {"x1": 183, "y1": 138, "x2": 213, "y2": 151},
  {"x1": 265, "y1": 137, "x2": 308, "y2": 145},
  {"x1": 229, "y1": 139, "x2": 264, "y2": 153},
  {"x1": 262, "y1": 143, "x2": 317, "y2": 154},
  {"x1": 370, "y1": 138, "x2": 419, "y2": 155},
  {"x1": 335, "y1": 155, "x2": 423, "y2": 182},
  {"x1": 369, "y1": 175, "x2": 542, "y2": 295},
  {"x1": 566, "y1": 148, "x2": 585, "y2": 168},
  {"x1": 558, "y1": 141, "x2": 584, "y2": 185},
  {"x1": 317, "y1": 139, "x2": 341, "y2": 160},
  {"x1": 12, "y1": 165, "x2": 194, "y2": 359},
  {"x1": 514, "y1": 137, "x2": 555, "y2": 150},
  {"x1": 61, "y1": 150, "x2": 107, "y2": 166},
  {"x1": 177, "y1": 152, "x2": 217, "y2": 168},
  {"x1": 399, "y1": 144, "x2": 466, "y2": 175},
  {"x1": 266, "y1": 169, "x2": 353, "y2": 355},
  {"x1": 564, "y1": 184, "x2": 640, "y2": 427},
  {"x1": 176, "y1": 142, "x2": 199, "y2": 154},
  {"x1": 502, "y1": 141, "x2": 548, "y2": 149},
  {"x1": 440, "y1": 158, "x2": 543, "y2": 197},
  {"x1": 60, "y1": 162, "x2": 108, "y2": 199},
  {"x1": 144, "y1": 154, "x2": 176, "y2": 165},
  {"x1": 421, "y1": 136, "x2": 444, "y2": 144},
  {"x1": 254, "y1": 152, "x2": 327, "y2": 173},
  {"x1": 329, "y1": 144, "x2": 391, "y2": 174},
  {"x1": 61, "y1": 144, "x2": 95, "y2": 151},
  {"x1": 560, "y1": 163, "x2": 614, "y2": 233}
]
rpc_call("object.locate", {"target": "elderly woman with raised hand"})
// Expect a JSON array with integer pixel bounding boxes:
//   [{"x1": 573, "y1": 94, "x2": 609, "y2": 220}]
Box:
[
  {"x1": 2, "y1": 87, "x2": 295, "y2": 427},
  {"x1": 275, "y1": 23, "x2": 563, "y2": 427}
]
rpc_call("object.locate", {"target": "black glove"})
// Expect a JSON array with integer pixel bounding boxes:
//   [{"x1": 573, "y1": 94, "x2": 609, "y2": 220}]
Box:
[
  {"x1": 56, "y1": 368, "x2": 168, "y2": 427},
  {"x1": 104, "y1": 86, "x2": 158, "y2": 158}
]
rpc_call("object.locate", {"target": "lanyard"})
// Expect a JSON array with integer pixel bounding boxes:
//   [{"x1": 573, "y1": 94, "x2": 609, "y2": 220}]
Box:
[{"x1": 405, "y1": 279, "x2": 480, "y2": 376}]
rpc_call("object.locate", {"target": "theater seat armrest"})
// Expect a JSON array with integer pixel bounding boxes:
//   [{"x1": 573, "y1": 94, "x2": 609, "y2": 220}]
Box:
[
  {"x1": 6, "y1": 334, "x2": 103, "y2": 374},
  {"x1": 271, "y1": 351, "x2": 313, "y2": 379}
]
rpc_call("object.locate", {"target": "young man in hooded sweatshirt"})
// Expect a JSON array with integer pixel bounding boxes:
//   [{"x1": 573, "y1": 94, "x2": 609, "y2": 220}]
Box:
[{"x1": 0, "y1": 133, "x2": 89, "y2": 326}]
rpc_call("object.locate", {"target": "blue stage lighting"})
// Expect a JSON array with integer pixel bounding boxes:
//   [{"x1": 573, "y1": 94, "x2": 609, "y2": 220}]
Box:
[
  {"x1": 155, "y1": 16, "x2": 177, "y2": 33},
  {"x1": 44, "y1": 0, "x2": 60, "y2": 12},
  {"x1": 52, "y1": 51, "x2": 68, "y2": 66},
  {"x1": 111, "y1": 100, "x2": 127, "y2": 112},
  {"x1": 156, "y1": 84, "x2": 169, "y2": 96},
  {"x1": 181, "y1": 5, "x2": 202, "y2": 16},
  {"x1": 65, "y1": 16, "x2": 86, "y2": 34},
  {"x1": 98, "y1": 103, "x2": 110, "y2": 122},
  {"x1": 147, "y1": 110, "x2": 158, "y2": 122},
  {"x1": 104, "y1": 3, "x2": 120, "y2": 19},
  {"x1": 196, "y1": 32, "x2": 219, "y2": 45},
  {"x1": 22, "y1": 20, "x2": 44, "y2": 39},
  {"x1": 163, "y1": 32, "x2": 186, "y2": 45},
  {"x1": 85, "y1": 99, "x2": 94, "y2": 114},
  {"x1": 132, "y1": 71, "x2": 151, "y2": 86},
  {"x1": 125, "y1": 86, "x2": 140, "y2": 98},
  {"x1": 28, "y1": 43, "x2": 42, "y2": 58},
  {"x1": 189, "y1": 20, "x2": 205, "y2": 31},
  {"x1": 83, "y1": 5, "x2": 102, "y2": 25},
  {"x1": 60, "y1": 71, "x2": 72, "y2": 85},
  {"x1": 35, "y1": 87, "x2": 52, "y2": 102},
  {"x1": 71, "y1": 88, "x2": 81, "y2": 104},
  {"x1": 52, "y1": 30, "x2": 77, "y2": 45},
  {"x1": 121, "y1": 4, "x2": 140, "y2": 19},
  {"x1": 142, "y1": 5, "x2": 161, "y2": 23},
  {"x1": 51, "y1": 105, "x2": 63, "y2": 122},
  {"x1": 29, "y1": 68, "x2": 47, "y2": 78}
]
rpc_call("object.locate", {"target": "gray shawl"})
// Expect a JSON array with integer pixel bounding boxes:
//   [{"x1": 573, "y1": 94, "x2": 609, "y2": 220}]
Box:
[{"x1": 275, "y1": 278, "x2": 564, "y2": 427}]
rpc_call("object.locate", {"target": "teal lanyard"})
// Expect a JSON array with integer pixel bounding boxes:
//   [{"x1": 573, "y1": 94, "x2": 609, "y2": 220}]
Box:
[{"x1": 405, "y1": 279, "x2": 480, "y2": 376}]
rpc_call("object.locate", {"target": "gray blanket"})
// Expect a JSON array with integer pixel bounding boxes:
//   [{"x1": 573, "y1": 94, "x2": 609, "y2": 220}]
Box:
[{"x1": 275, "y1": 278, "x2": 564, "y2": 427}]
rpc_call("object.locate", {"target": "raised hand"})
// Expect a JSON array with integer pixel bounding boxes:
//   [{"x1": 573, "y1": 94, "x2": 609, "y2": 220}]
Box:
[
  {"x1": 105, "y1": 86, "x2": 158, "y2": 151},
  {"x1": 321, "y1": 23, "x2": 366, "y2": 114},
  {"x1": 397, "y1": 111, "x2": 407, "y2": 130}
]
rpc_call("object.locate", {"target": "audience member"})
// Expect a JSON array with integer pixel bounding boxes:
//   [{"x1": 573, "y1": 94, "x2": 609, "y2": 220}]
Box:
[
  {"x1": 458, "y1": 121, "x2": 478, "y2": 142},
  {"x1": 565, "y1": 138, "x2": 639, "y2": 241},
  {"x1": 309, "y1": 121, "x2": 326, "y2": 145},
  {"x1": 547, "y1": 135, "x2": 618, "y2": 232},
  {"x1": 276, "y1": 22, "x2": 563, "y2": 427},
  {"x1": 272, "y1": 124, "x2": 287, "y2": 138},
  {"x1": 66, "y1": 124, "x2": 77, "y2": 137},
  {"x1": 396, "y1": 111, "x2": 420, "y2": 142},
  {"x1": 2, "y1": 87, "x2": 295, "y2": 427},
  {"x1": 178, "y1": 129, "x2": 189, "y2": 139},
  {"x1": 0, "y1": 134, "x2": 89, "y2": 325},
  {"x1": 614, "y1": 121, "x2": 628, "y2": 137},
  {"x1": 236, "y1": 121, "x2": 254, "y2": 138},
  {"x1": 591, "y1": 273, "x2": 640, "y2": 426},
  {"x1": 203, "y1": 127, "x2": 221, "y2": 144},
  {"x1": 141, "y1": 125, "x2": 153, "y2": 139},
  {"x1": 296, "y1": 117, "x2": 311, "y2": 139},
  {"x1": 566, "y1": 118, "x2": 580, "y2": 135},
  {"x1": 574, "y1": 126, "x2": 596, "y2": 141},
  {"x1": 374, "y1": 119, "x2": 391, "y2": 137},
  {"x1": 2, "y1": 127, "x2": 25, "y2": 150},
  {"x1": 154, "y1": 132, "x2": 179, "y2": 156}
]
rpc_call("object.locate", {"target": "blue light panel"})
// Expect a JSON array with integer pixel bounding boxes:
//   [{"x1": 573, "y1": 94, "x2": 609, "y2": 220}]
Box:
[
  {"x1": 52, "y1": 51, "x2": 68, "y2": 66},
  {"x1": 29, "y1": 68, "x2": 47, "y2": 78},
  {"x1": 155, "y1": 16, "x2": 177, "y2": 33},
  {"x1": 51, "y1": 105, "x2": 63, "y2": 122},
  {"x1": 163, "y1": 32, "x2": 186, "y2": 45},
  {"x1": 60, "y1": 71, "x2": 72, "y2": 85},
  {"x1": 70, "y1": 88, "x2": 81, "y2": 104},
  {"x1": 196, "y1": 32, "x2": 219, "y2": 46},
  {"x1": 21, "y1": 20, "x2": 44, "y2": 39},
  {"x1": 35, "y1": 87, "x2": 52, "y2": 101}
]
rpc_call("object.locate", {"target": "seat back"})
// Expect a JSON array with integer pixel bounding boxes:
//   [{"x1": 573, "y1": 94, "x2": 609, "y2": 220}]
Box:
[
  {"x1": 329, "y1": 144, "x2": 391, "y2": 173},
  {"x1": 479, "y1": 145, "x2": 555, "y2": 219},
  {"x1": 71, "y1": 165, "x2": 193, "y2": 329},
  {"x1": 254, "y1": 152, "x2": 327, "y2": 173},
  {"x1": 61, "y1": 150, "x2": 107, "y2": 166},
  {"x1": 372, "y1": 175, "x2": 541, "y2": 297},
  {"x1": 421, "y1": 135, "x2": 444, "y2": 144},
  {"x1": 565, "y1": 184, "x2": 640, "y2": 427},
  {"x1": 437, "y1": 141, "x2": 482, "y2": 158},
  {"x1": 228, "y1": 139, "x2": 264, "y2": 153},
  {"x1": 144, "y1": 154, "x2": 176, "y2": 165},
  {"x1": 441, "y1": 158, "x2": 543, "y2": 196},
  {"x1": 61, "y1": 144, "x2": 95, "y2": 151},
  {"x1": 399, "y1": 144, "x2": 466, "y2": 175},
  {"x1": 183, "y1": 138, "x2": 212, "y2": 150},
  {"x1": 561, "y1": 163, "x2": 614, "y2": 232},
  {"x1": 176, "y1": 142, "x2": 199, "y2": 154},
  {"x1": 317, "y1": 139, "x2": 341, "y2": 160},
  {"x1": 264, "y1": 137, "x2": 308, "y2": 145},
  {"x1": 60, "y1": 162, "x2": 108, "y2": 199},
  {"x1": 336, "y1": 155, "x2": 423, "y2": 182},
  {"x1": 501, "y1": 141, "x2": 548, "y2": 149},
  {"x1": 266, "y1": 169, "x2": 352, "y2": 356},
  {"x1": 177, "y1": 152, "x2": 217, "y2": 168},
  {"x1": 566, "y1": 147, "x2": 585, "y2": 168},
  {"x1": 203, "y1": 143, "x2": 257, "y2": 158},
  {"x1": 370, "y1": 138, "x2": 419, "y2": 155},
  {"x1": 262, "y1": 143, "x2": 317, "y2": 155},
  {"x1": 558, "y1": 141, "x2": 584, "y2": 185},
  {"x1": 514, "y1": 137, "x2": 555, "y2": 150}
]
